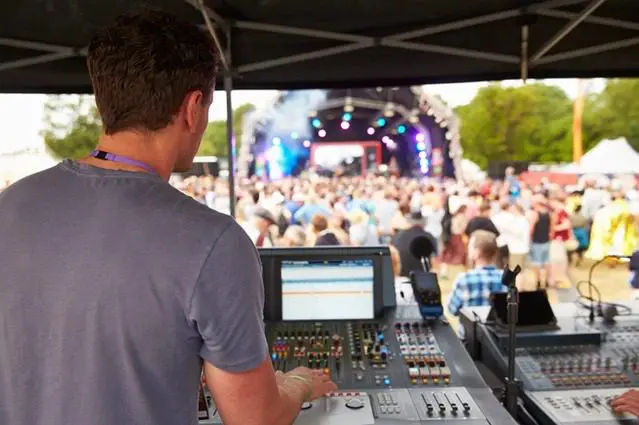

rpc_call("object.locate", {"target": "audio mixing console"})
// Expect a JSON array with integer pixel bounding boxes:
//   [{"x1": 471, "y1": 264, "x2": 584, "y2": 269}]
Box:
[
  {"x1": 462, "y1": 305, "x2": 639, "y2": 425},
  {"x1": 199, "y1": 310, "x2": 518, "y2": 425},
  {"x1": 266, "y1": 320, "x2": 453, "y2": 389}
]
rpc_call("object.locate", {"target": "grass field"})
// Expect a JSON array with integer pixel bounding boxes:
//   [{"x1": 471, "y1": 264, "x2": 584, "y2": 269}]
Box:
[{"x1": 438, "y1": 259, "x2": 633, "y2": 331}]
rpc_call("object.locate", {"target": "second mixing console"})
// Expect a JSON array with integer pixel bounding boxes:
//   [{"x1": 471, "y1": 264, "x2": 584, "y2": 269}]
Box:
[{"x1": 468, "y1": 307, "x2": 639, "y2": 425}]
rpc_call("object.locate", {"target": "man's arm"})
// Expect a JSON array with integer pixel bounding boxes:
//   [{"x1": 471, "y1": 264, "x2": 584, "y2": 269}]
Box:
[
  {"x1": 190, "y1": 222, "x2": 335, "y2": 425},
  {"x1": 447, "y1": 275, "x2": 467, "y2": 316}
]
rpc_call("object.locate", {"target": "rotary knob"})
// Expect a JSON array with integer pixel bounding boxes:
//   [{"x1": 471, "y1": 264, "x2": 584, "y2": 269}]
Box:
[
  {"x1": 345, "y1": 398, "x2": 365, "y2": 410},
  {"x1": 301, "y1": 402, "x2": 312, "y2": 410}
]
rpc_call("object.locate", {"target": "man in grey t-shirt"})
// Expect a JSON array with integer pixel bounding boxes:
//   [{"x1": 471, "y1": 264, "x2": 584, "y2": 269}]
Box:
[{"x1": 0, "y1": 10, "x2": 334, "y2": 425}]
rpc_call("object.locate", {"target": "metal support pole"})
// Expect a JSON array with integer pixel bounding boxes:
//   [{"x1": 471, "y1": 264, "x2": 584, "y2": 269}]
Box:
[
  {"x1": 531, "y1": 0, "x2": 608, "y2": 63},
  {"x1": 224, "y1": 71, "x2": 236, "y2": 218},
  {"x1": 521, "y1": 25, "x2": 529, "y2": 82}
]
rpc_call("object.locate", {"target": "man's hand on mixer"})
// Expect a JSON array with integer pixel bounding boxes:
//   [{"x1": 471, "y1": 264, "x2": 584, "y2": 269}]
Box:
[
  {"x1": 279, "y1": 367, "x2": 338, "y2": 401},
  {"x1": 611, "y1": 389, "x2": 639, "y2": 416}
]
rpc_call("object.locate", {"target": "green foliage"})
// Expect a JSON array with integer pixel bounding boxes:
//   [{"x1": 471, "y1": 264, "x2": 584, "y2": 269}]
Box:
[
  {"x1": 456, "y1": 83, "x2": 573, "y2": 168},
  {"x1": 198, "y1": 103, "x2": 256, "y2": 156},
  {"x1": 43, "y1": 95, "x2": 101, "y2": 160},
  {"x1": 457, "y1": 79, "x2": 639, "y2": 168},
  {"x1": 41, "y1": 95, "x2": 255, "y2": 160}
]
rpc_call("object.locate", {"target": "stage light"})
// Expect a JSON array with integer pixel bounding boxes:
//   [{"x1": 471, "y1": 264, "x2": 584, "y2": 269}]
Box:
[
  {"x1": 439, "y1": 121, "x2": 447, "y2": 128},
  {"x1": 318, "y1": 129, "x2": 327, "y2": 138},
  {"x1": 382, "y1": 136, "x2": 391, "y2": 143},
  {"x1": 303, "y1": 140, "x2": 311, "y2": 148},
  {"x1": 308, "y1": 110, "x2": 317, "y2": 117},
  {"x1": 420, "y1": 158, "x2": 429, "y2": 173},
  {"x1": 344, "y1": 97, "x2": 354, "y2": 113},
  {"x1": 383, "y1": 102, "x2": 394, "y2": 118},
  {"x1": 419, "y1": 151, "x2": 427, "y2": 159},
  {"x1": 272, "y1": 136, "x2": 281, "y2": 145},
  {"x1": 342, "y1": 113, "x2": 352, "y2": 122},
  {"x1": 340, "y1": 121, "x2": 350, "y2": 130},
  {"x1": 397, "y1": 125, "x2": 406, "y2": 134},
  {"x1": 415, "y1": 133, "x2": 425, "y2": 142},
  {"x1": 426, "y1": 108, "x2": 434, "y2": 116},
  {"x1": 376, "y1": 118, "x2": 386, "y2": 127},
  {"x1": 408, "y1": 114, "x2": 419, "y2": 124},
  {"x1": 367, "y1": 127, "x2": 375, "y2": 135},
  {"x1": 417, "y1": 141, "x2": 426, "y2": 151},
  {"x1": 445, "y1": 131, "x2": 453, "y2": 140},
  {"x1": 312, "y1": 118, "x2": 322, "y2": 128}
]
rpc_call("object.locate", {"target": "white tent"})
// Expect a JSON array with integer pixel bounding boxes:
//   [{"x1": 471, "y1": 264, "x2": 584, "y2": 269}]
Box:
[
  {"x1": 460, "y1": 158, "x2": 486, "y2": 182},
  {"x1": 578, "y1": 138, "x2": 639, "y2": 175}
]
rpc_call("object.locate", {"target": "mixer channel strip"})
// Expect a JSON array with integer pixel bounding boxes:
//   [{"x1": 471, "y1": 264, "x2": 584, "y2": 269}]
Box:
[
  {"x1": 395, "y1": 321, "x2": 452, "y2": 386},
  {"x1": 517, "y1": 344, "x2": 639, "y2": 390}
]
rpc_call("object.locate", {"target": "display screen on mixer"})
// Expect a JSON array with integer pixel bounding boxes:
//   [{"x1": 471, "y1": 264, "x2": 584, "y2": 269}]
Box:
[{"x1": 281, "y1": 259, "x2": 374, "y2": 320}]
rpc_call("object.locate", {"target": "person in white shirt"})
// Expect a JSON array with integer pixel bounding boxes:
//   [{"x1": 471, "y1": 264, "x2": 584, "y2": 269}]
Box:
[{"x1": 492, "y1": 202, "x2": 530, "y2": 284}]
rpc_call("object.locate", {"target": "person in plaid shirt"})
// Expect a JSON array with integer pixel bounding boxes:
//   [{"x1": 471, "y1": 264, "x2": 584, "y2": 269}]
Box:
[{"x1": 447, "y1": 231, "x2": 507, "y2": 338}]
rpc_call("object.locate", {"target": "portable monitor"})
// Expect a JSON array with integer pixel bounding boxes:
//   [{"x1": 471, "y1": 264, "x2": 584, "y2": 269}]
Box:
[{"x1": 488, "y1": 290, "x2": 558, "y2": 332}]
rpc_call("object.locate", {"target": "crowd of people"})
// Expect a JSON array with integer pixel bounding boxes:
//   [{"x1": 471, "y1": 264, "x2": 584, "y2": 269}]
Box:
[{"x1": 170, "y1": 168, "x2": 639, "y2": 289}]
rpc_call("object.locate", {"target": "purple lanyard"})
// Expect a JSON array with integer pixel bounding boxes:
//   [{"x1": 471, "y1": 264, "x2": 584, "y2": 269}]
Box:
[{"x1": 90, "y1": 150, "x2": 158, "y2": 175}]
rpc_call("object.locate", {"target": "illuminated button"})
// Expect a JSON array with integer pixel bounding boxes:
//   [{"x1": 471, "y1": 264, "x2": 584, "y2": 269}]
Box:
[{"x1": 384, "y1": 378, "x2": 391, "y2": 386}]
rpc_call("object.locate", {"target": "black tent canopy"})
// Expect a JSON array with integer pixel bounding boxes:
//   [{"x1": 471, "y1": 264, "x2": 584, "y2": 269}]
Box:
[
  {"x1": 3, "y1": 0, "x2": 639, "y2": 216},
  {"x1": 2, "y1": 0, "x2": 639, "y2": 93}
]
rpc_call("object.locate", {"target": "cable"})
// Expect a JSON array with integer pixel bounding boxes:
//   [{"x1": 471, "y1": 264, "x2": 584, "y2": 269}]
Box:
[
  {"x1": 575, "y1": 279, "x2": 633, "y2": 318},
  {"x1": 586, "y1": 258, "x2": 606, "y2": 323}
]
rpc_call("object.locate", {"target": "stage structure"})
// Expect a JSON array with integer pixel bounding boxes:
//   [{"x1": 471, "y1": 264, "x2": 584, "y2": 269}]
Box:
[{"x1": 237, "y1": 87, "x2": 462, "y2": 180}]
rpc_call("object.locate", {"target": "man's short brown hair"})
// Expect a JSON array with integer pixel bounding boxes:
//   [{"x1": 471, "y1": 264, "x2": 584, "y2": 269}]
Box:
[
  {"x1": 473, "y1": 230, "x2": 499, "y2": 260},
  {"x1": 87, "y1": 9, "x2": 219, "y2": 135}
]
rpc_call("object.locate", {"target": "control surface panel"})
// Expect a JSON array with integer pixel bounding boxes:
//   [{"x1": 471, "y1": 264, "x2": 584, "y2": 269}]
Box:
[
  {"x1": 200, "y1": 387, "x2": 492, "y2": 424},
  {"x1": 526, "y1": 388, "x2": 638, "y2": 424},
  {"x1": 267, "y1": 320, "x2": 456, "y2": 390},
  {"x1": 515, "y1": 344, "x2": 637, "y2": 390}
]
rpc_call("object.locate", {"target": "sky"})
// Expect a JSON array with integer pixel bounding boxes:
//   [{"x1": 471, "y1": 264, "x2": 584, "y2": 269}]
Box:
[{"x1": 0, "y1": 78, "x2": 604, "y2": 155}]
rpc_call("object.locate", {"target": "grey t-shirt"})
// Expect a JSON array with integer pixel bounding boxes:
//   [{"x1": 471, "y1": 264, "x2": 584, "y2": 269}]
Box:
[{"x1": 0, "y1": 160, "x2": 268, "y2": 425}]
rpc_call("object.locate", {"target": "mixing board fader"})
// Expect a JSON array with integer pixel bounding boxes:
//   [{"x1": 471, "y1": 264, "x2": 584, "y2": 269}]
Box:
[{"x1": 526, "y1": 389, "x2": 638, "y2": 424}]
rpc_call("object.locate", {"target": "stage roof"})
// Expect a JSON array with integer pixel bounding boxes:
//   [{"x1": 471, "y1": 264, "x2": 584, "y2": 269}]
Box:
[{"x1": 2, "y1": 0, "x2": 639, "y2": 93}]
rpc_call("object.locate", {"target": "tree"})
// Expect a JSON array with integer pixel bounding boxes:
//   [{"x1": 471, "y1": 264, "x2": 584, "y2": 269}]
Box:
[
  {"x1": 42, "y1": 95, "x2": 255, "y2": 160},
  {"x1": 198, "y1": 103, "x2": 255, "y2": 157},
  {"x1": 583, "y1": 79, "x2": 639, "y2": 150},
  {"x1": 456, "y1": 83, "x2": 574, "y2": 168},
  {"x1": 43, "y1": 95, "x2": 101, "y2": 159}
]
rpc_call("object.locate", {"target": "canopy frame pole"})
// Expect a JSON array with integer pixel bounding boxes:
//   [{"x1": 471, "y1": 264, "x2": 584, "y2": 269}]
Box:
[
  {"x1": 224, "y1": 54, "x2": 236, "y2": 218},
  {"x1": 537, "y1": 8, "x2": 639, "y2": 31},
  {"x1": 192, "y1": 0, "x2": 237, "y2": 218},
  {"x1": 1, "y1": 0, "x2": 630, "y2": 74},
  {"x1": 530, "y1": 0, "x2": 609, "y2": 64},
  {"x1": 536, "y1": 36, "x2": 639, "y2": 65},
  {"x1": 521, "y1": 25, "x2": 529, "y2": 82}
]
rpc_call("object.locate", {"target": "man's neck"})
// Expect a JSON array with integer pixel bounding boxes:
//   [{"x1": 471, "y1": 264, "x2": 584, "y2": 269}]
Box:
[
  {"x1": 81, "y1": 131, "x2": 176, "y2": 181},
  {"x1": 474, "y1": 260, "x2": 494, "y2": 268}
]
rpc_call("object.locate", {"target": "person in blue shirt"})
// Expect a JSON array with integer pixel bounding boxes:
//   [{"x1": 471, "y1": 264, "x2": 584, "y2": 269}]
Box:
[{"x1": 448, "y1": 231, "x2": 507, "y2": 338}]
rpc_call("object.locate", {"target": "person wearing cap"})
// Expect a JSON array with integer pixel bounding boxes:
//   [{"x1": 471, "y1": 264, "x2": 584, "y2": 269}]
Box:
[{"x1": 244, "y1": 207, "x2": 278, "y2": 247}]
